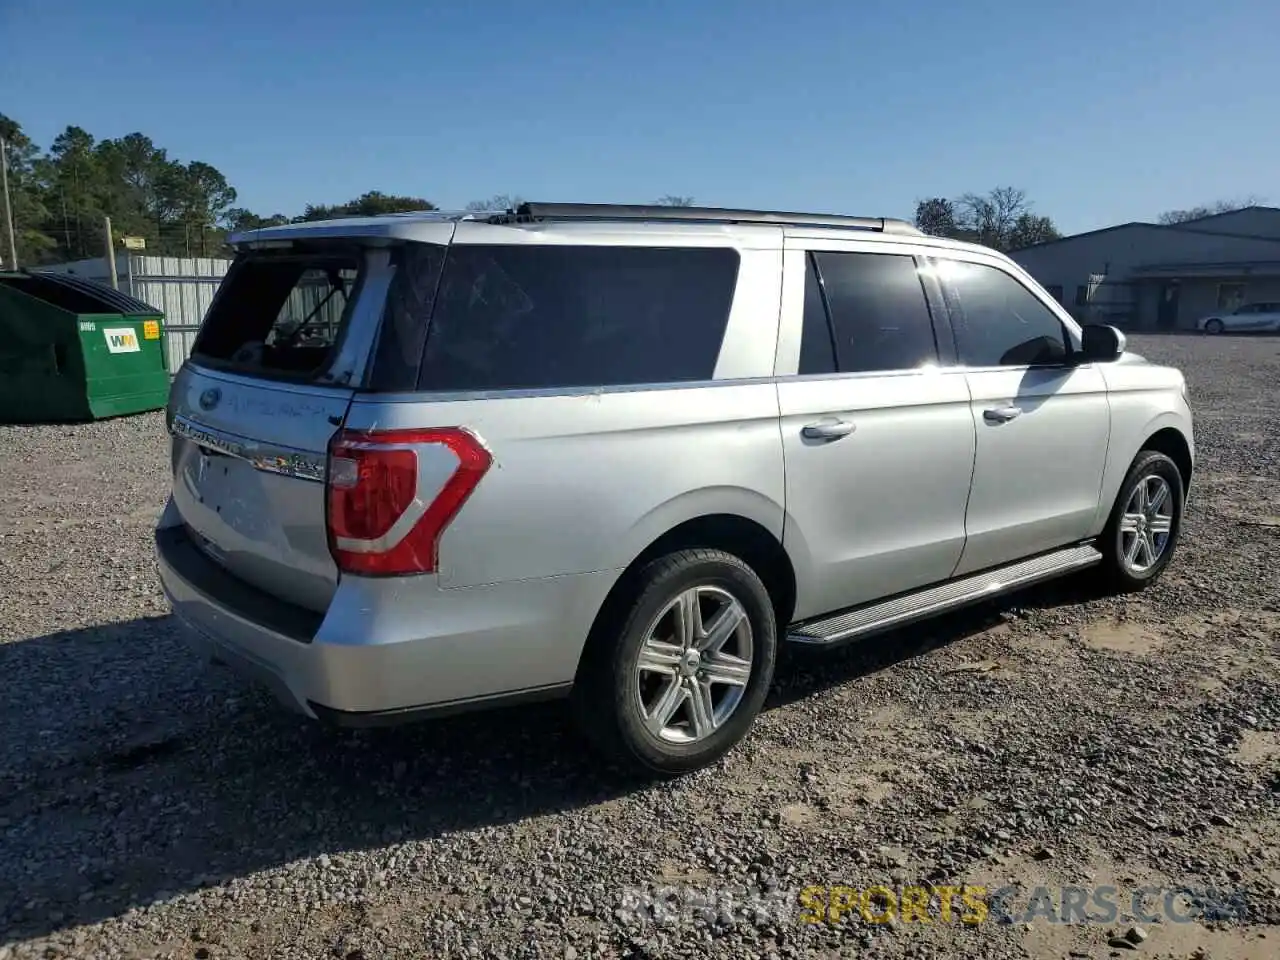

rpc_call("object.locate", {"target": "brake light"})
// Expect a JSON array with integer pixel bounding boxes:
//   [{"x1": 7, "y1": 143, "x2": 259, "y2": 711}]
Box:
[{"x1": 326, "y1": 427, "x2": 492, "y2": 576}]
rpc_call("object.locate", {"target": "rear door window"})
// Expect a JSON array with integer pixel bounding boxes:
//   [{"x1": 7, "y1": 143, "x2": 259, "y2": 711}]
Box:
[
  {"x1": 192, "y1": 247, "x2": 365, "y2": 379},
  {"x1": 802, "y1": 251, "x2": 939, "y2": 373},
  {"x1": 416, "y1": 244, "x2": 740, "y2": 391},
  {"x1": 798, "y1": 253, "x2": 837, "y2": 375}
]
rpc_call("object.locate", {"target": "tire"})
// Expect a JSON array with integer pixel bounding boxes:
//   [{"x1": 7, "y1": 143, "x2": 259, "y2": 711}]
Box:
[
  {"x1": 570, "y1": 548, "x2": 777, "y2": 777},
  {"x1": 1204, "y1": 318, "x2": 1225, "y2": 334},
  {"x1": 1096, "y1": 450, "x2": 1184, "y2": 592}
]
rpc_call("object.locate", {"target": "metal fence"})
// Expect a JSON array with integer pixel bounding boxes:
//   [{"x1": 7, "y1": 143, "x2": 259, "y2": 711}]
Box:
[{"x1": 128, "y1": 257, "x2": 230, "y2": 372}]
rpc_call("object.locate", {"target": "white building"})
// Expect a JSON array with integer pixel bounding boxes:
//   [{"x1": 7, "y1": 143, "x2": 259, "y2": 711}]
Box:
[{"x1": 1010, "y1": 206, "x2": 1280, "y2": 330}]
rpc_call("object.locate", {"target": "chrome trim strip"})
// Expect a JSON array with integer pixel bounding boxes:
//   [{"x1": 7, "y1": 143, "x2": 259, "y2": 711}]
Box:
[
  {"x1": 355, "y1": 363, "x2": 1088, "y2": 405},
  {"x1": 787, "y1": 544, "x2": 1102, "y2": 646},
  {"x1": 170, "y1": 414, "x2": 328, "y2": 483},
  {"x1": 182, "y1": 360, "x2": 1075, "y2": 409}
]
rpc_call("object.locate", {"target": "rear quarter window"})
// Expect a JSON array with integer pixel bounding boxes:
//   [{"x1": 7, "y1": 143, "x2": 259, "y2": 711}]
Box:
[{"x1": 416, "y1": 244, "x2": 740, "y2": 391}]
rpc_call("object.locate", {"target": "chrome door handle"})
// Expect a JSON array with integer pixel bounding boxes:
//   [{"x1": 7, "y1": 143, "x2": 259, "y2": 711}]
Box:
[
  {"x1": 983, "y1": 406, "x2": 1022, "y2": 423},
  {"x1": 802, "y1": 419, "x2": 855, "y2": 441}
]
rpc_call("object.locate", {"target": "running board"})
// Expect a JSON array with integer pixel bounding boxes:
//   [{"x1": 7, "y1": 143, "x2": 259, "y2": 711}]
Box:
[{"x1": 787, "y1": 543, "x2": 1102, "y2": 647}]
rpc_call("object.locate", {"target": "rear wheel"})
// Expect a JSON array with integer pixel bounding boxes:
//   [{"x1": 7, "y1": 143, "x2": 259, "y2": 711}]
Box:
[
  {"x1": 1204, "y1": 318, "x2": 1225, "y2": 334},
  {"x1": 1096, "y1": 450, "x2": 1184, "y2": 592},
  {"x1": 571, "y1": 548, "x2": 777, "y2": 777}
]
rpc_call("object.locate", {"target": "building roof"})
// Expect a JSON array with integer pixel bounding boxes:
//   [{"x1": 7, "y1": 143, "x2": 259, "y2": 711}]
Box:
[
  {"x1": 1010, "y1": 221, "x2": 1156, "y2": 252},
  {"x1": 1165, "y1": 205, "x2": 1280, "y2": 228},
  {"x1": 1010, "y1": 210, "x2": 1280, "y2": 253}
]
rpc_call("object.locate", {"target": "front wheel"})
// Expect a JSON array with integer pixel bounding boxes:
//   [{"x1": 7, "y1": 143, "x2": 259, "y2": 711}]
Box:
[
  {"x1": 1096, "y1": 450, "x2": 1184, "y2": 592},
  {"x1": 570, "y1": 548, "x2": 777, "y2": 777},
  {"x1": 1204, "y1": 318, "x2": 1225, "y2": 334}
]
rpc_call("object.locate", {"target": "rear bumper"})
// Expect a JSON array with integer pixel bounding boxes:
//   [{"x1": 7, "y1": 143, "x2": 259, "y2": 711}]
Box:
[{"x1": 155, "y1": 514, "x2": 614, "y2": 723}]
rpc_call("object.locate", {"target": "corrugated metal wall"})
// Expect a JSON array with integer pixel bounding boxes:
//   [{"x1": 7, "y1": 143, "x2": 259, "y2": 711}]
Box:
[{"x1": 126, "y1": 256, "x2": 231, "y2": 373}]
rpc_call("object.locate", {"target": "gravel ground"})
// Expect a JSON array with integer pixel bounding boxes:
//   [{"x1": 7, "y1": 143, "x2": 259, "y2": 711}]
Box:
[{"x1": 1, "y1": 333, "x2": 1278, "y2": 960}]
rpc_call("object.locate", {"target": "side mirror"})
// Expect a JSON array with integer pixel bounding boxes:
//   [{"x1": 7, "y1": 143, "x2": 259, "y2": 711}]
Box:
[{"x1": 1079, "y1": 324, "x2": 1126, "y2": 362}]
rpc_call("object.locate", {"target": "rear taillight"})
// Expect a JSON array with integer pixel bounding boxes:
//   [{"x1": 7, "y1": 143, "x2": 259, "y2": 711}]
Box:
[{"x1": 325, "y1": 427, "x2": 492, "y2": 576}]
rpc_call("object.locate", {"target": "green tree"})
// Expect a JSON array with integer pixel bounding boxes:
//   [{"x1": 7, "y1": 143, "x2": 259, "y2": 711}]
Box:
[
  {"x1": 916, "y1": 186, "x2": 1061, "y2": 252},
  {"x1": 914, "y1": 197, "x2": 959, "y2": 237},
  {"x1": 654, "y1": 195, "x2": 695, "y2": 206},
  {"x1": 94, "y1": 133, "x2": 179, "y2": 248},
  {"x1": 297, "y1": 191, "x2": 436, "y2": 222},
  {"x1": 173, "y1": 161, "x2": 238, "y2": 255},
  {"x1": 1007, "y1": 212, "x2": 1060, "y2": 249},
  {"x1": 225, "y1": 208, "x2": 290, "y2": 232},
  {"x1": 42, "y1": 125, "x2": 104, "y2": 259},
  {"x1": 0, "y1": 110, "x2": 493, "y2": 262},
  {"x1": 0, "y1": 113, "x2": 54, "y2": 265}
]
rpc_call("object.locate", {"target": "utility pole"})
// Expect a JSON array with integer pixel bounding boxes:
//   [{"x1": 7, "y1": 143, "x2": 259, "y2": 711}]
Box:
[
  {"x1": 104, "y1": 216, "x2": 119, "y2": 289},
  {"x1": 0, "y1": 137, "x2": 17, "y2": 270}
]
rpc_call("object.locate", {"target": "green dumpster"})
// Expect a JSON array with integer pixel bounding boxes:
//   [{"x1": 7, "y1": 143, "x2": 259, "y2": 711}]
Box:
[{"x1": 0, "y1": 271, "x2": 170, "y2": 423}]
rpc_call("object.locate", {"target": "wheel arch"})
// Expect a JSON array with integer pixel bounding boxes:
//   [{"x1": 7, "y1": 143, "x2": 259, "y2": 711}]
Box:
[
  {"x1": 575, "y1": 510, "x2": 798, "y2": 683},
  {"x1": 1142, "y1": 425, "x2": 1193, "y2": 494}
]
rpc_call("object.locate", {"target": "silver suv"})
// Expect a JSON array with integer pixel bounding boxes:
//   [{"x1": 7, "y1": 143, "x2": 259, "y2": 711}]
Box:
[{"x1": 155, "y1": 202, "x2": 1195, "y2": 775}]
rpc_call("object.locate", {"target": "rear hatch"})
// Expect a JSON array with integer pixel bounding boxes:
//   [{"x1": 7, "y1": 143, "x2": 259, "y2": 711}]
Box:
[{"x1": 167, "y1": 233, "x2": 445, "y2": 612}]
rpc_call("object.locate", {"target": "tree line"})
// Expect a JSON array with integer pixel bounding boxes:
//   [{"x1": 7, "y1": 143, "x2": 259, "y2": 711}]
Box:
[
  {"x1": 0, "y1": 112, "x2": 1265, "y2": 267},
  {"x1": 0, "y1": 113, "x2": 456, "y2": 265},
  {"x1": 914, "y1": 188, "x2": 1061, "y2": 251},
  {"x1": 0, "y1": 113, "x2": 700, "y2": 267}
]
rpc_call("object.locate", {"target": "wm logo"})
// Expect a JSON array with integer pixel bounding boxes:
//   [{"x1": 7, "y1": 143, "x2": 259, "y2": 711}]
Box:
[{"x1": 103, "y1": 327, "x2": 141, "y2": 354}]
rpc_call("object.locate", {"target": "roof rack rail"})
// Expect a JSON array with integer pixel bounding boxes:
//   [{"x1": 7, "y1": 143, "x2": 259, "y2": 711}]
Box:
[{"x1": 491, "y1": 201, "x2": 922, "y2": 236}]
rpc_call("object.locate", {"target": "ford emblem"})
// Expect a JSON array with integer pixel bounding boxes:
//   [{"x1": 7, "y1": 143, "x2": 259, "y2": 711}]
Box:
[{"x1": 198, "y1": 387, "x2": 222, "y2": 411}]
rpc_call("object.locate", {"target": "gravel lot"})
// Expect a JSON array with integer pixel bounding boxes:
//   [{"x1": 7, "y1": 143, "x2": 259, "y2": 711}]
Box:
[{"x1": 2, "y1": 333, "x2": 1278, "y2": 960}]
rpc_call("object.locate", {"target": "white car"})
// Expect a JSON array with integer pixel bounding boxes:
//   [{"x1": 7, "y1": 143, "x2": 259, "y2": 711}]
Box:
[
  {"x1": 1198, "y1": 302, "x2": 1280, "y2": 334},
  {"x1": 155, "y1": 201, "x2": 1194, "y2": 776}
]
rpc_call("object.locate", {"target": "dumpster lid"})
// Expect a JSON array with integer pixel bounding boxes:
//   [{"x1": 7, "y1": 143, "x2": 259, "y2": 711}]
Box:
[{"x1": 1, "y1": 270, "x2": 160, "y2": 316}]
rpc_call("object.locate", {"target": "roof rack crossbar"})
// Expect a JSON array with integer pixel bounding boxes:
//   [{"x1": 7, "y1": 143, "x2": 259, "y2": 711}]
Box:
[{"x1": 492, "y1": 202, "x2": 922, "y2": 236}]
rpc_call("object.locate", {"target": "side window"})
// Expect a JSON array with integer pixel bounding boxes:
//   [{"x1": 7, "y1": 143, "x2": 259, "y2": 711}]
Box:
[
  {"x1": 798, "y1": 253, "x2": 836, "y2": 374},
  {"x1": 942, "y1": 261, "x2": 1069, "y2": 367},
  {"x1": 418, "y1": 245, "x2": 740, "y2": 391},
  {"x1": 811, "y1": 251, "x2": 938, "y2": 373}
]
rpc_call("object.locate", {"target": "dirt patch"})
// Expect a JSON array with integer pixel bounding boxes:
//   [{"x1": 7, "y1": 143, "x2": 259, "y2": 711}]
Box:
[
  {"x1": 1081, "y1": 620, "x2": 1164, "y2": 654},
  {"x1": 1236, "y1": 730, "x2": 1280, "y2": 767},
  {"x1": 779, "y1": 802, "x2": 820, "y2": 829}
]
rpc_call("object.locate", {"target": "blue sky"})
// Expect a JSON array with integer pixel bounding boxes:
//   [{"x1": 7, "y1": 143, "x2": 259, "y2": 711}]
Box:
[{"x1": 2, "y1": 0, "x2": 1274, "y2": 234}]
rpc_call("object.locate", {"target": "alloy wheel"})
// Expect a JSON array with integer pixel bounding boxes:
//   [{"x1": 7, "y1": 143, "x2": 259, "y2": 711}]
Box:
[
  {"x1": 1118, "y1": 474, "x2": 1175, "y2": 574},
  {"x1": 634, "y1": 585, "x2": 754, "y2": 744}
]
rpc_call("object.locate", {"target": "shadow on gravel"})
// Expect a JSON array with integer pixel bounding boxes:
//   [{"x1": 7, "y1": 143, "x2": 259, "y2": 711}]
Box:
[
  {"x1": 769, "y1": 575, "x2": 1103, "y2": 708},
  {"x1": 0, "y1": 577, "x2": 1100, "y2": 942}
]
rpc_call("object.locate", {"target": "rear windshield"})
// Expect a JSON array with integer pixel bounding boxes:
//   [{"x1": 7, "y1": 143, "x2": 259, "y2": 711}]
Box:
[
  {"x1": 413, "y1": 244, "x2": 740, "y2": 392},
  {"x1": 191, "y1": 246, "x2": 364, "y2": 379}
]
